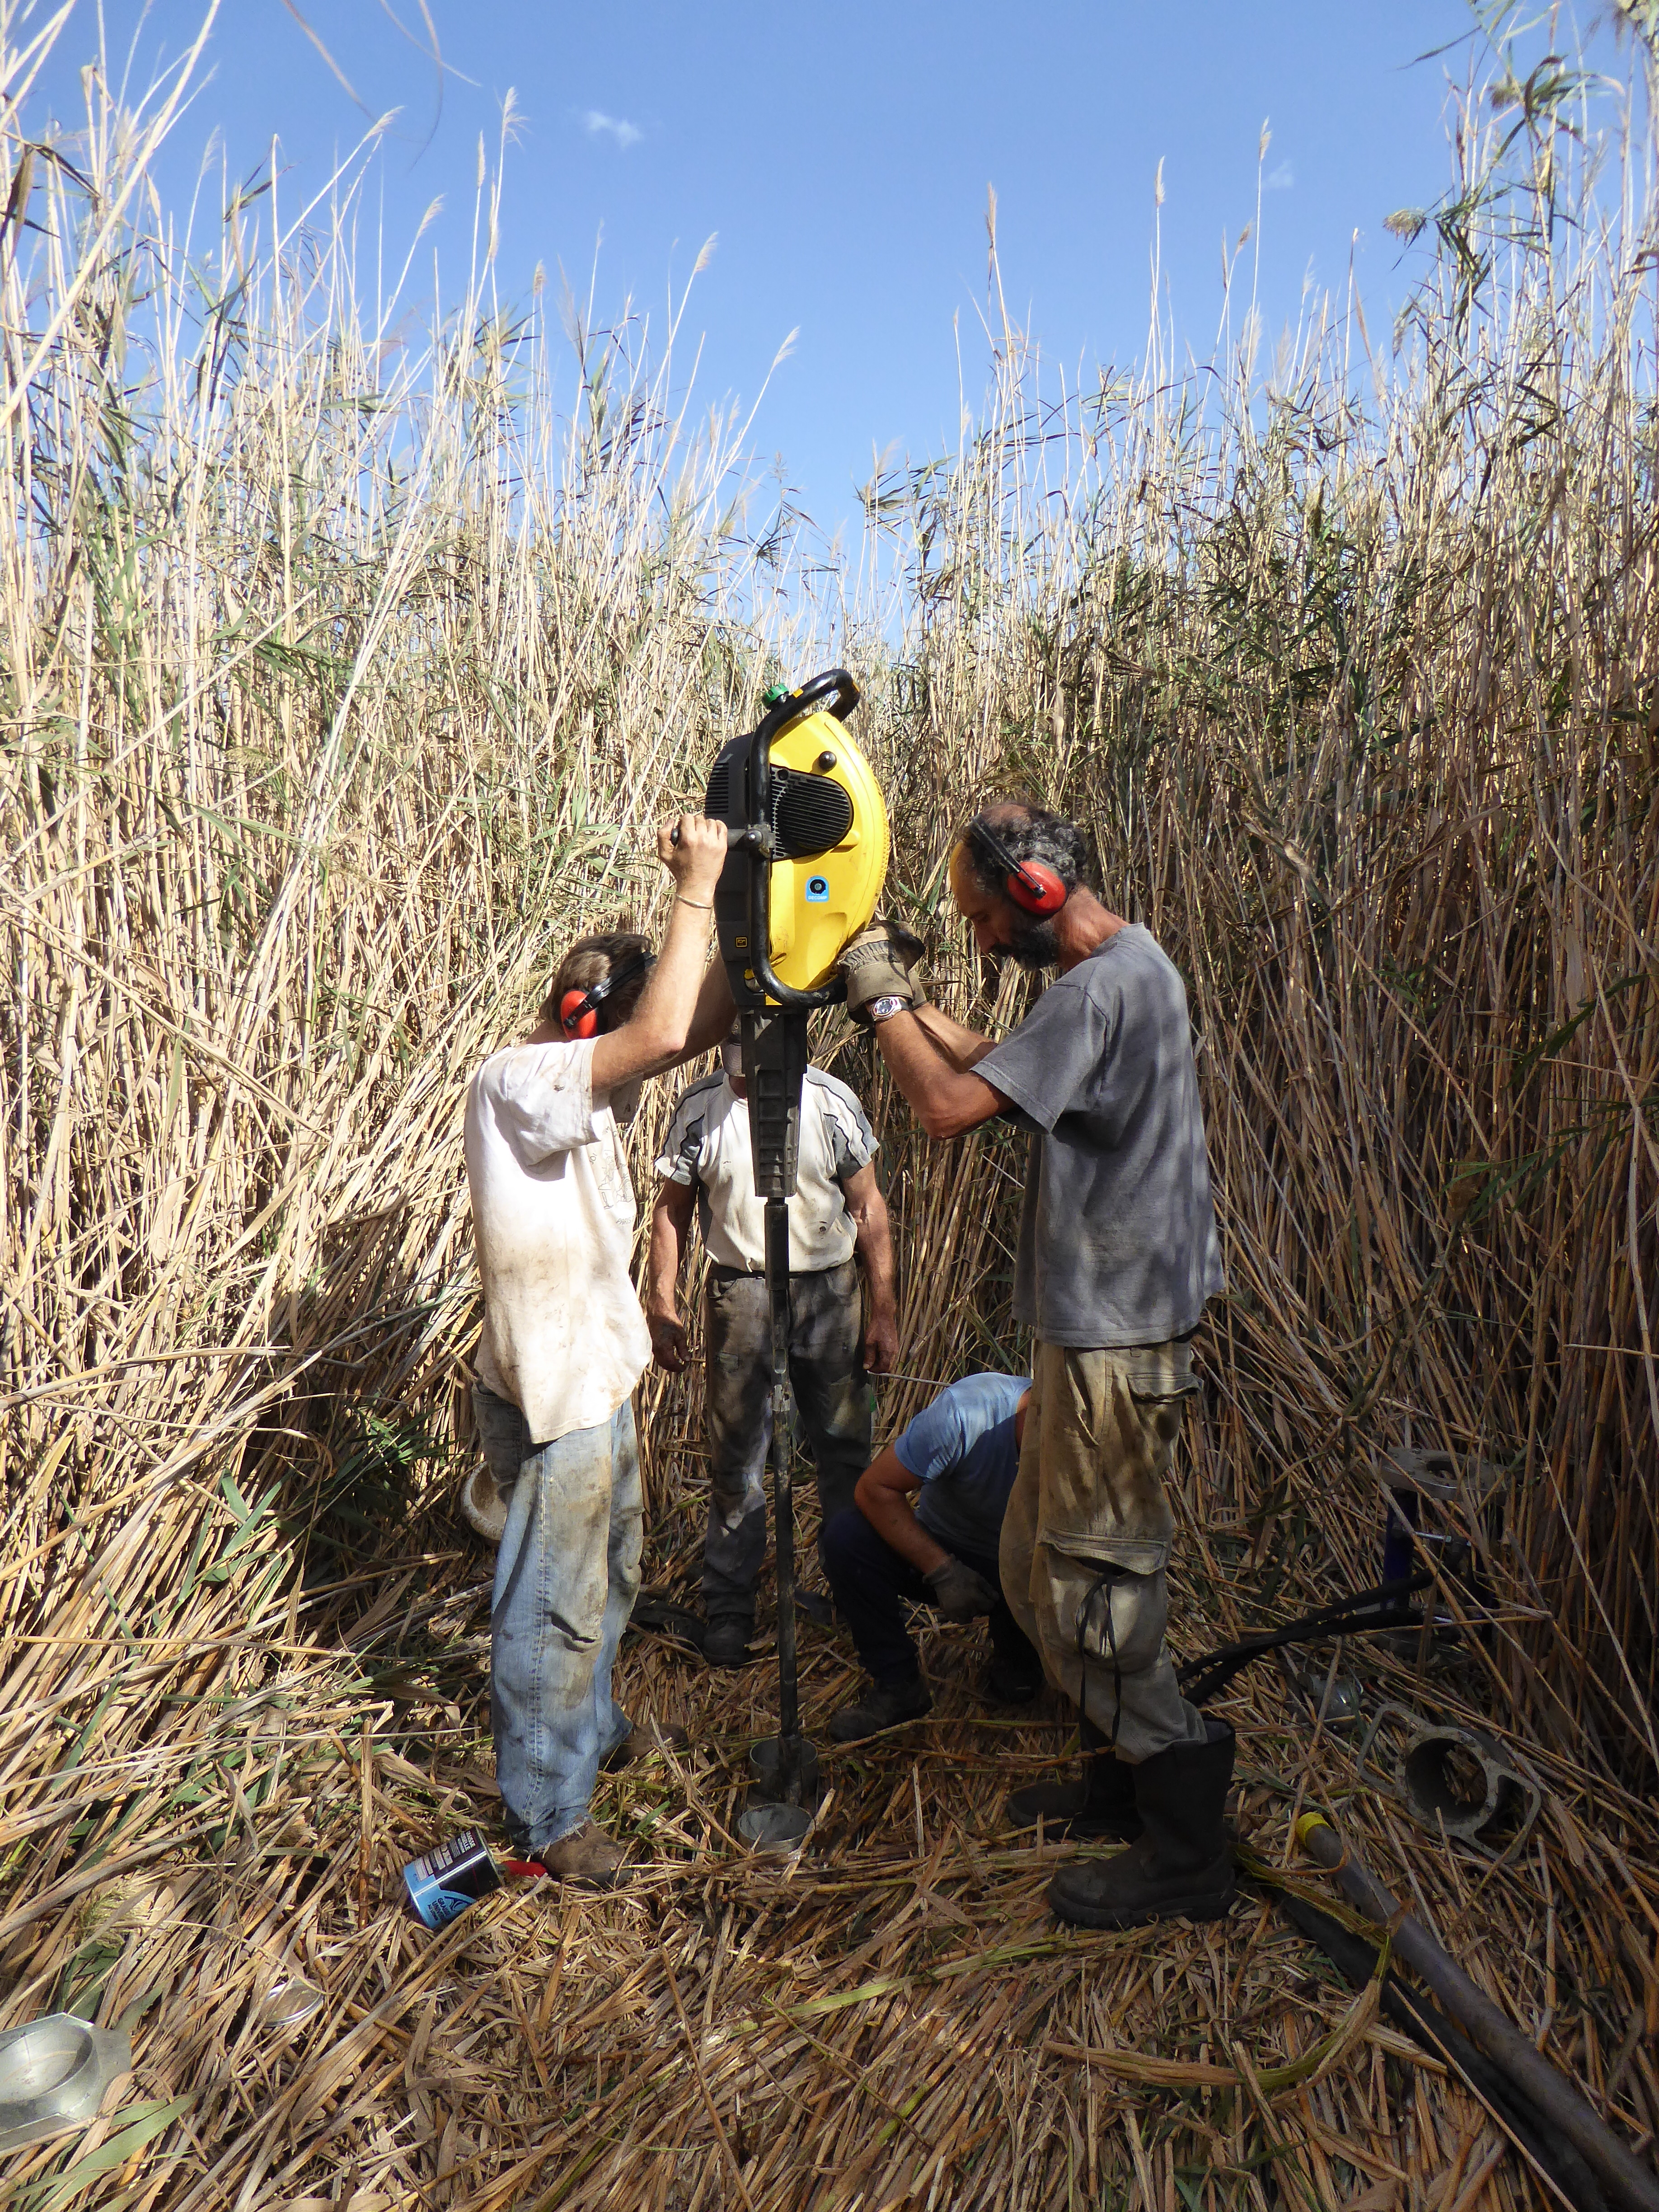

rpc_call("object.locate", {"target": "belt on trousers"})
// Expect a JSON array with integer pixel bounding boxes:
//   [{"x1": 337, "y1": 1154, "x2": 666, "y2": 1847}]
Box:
[{"x1": 708, "y1": 1261, "x2": 845, "y2": 1282}]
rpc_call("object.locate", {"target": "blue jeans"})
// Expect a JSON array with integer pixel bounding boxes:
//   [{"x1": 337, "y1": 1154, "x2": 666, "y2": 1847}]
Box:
[{"x1": 474, "y1": 1384, "x2": 642, "y2": 1854}]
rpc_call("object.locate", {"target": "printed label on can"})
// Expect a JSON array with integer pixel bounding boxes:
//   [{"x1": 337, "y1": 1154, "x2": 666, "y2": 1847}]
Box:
[
  {"x1": 402, "y1": 1828, "x2": 502, "y2": 1929},
  {"x1": 410, "y1": 1883, "x2": 473, "y2": 1928}
]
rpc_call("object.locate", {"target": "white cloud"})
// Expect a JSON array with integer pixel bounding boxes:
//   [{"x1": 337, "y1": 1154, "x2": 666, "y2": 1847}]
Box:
[
  {"x1": 581, "y1": 109, "x2": 643, "y2": 150},
  {"x1": 1265, "y1": 160, "x2": 1294, "y2": 191}
]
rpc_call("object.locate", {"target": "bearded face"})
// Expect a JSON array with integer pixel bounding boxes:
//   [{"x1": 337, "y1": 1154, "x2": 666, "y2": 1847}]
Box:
[{"x1": 1003, "y1": 911, "x2": 1064, "y2": 970}]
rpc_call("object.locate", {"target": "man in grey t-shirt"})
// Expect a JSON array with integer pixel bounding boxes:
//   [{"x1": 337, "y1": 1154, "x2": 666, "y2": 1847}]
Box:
[{"x1": 839, "y1": 799, "x2": 1233, "y2": 1932}]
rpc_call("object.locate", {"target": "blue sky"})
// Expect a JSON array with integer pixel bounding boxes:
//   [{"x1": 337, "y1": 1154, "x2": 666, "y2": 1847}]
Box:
[{"x1": 39, "y1": 2, "x2": 1497, "y2": 542}]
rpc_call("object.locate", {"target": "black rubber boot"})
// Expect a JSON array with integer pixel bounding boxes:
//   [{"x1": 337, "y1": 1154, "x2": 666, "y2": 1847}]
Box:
[
  {"x1": 1005, "y1": 1717, "x2": 1143, "y2": 1841},
  {"x1": 982, "y1": 1654, "x2": 1042, "y2": 1706},
  {"x1": 827, "y1": 1674, "x2": 932, "y2": 1743},
  {"x1": 1047, "y1": 1716, "x2": 1237, "y2": 1929},
  {"x1": 703, "y1": 1615, "x2": 753, "y2": 1669}
]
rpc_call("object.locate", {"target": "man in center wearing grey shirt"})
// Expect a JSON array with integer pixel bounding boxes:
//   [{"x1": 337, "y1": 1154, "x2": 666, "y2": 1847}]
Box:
[{"x1": 839, "y1": 800, "x2": 1230, "y2": 1931}]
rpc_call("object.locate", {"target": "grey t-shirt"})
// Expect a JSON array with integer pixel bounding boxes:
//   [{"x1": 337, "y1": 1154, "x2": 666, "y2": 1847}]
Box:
[{"x1": 975, "y1": 926, "x2": 1224, "y2": 1347}]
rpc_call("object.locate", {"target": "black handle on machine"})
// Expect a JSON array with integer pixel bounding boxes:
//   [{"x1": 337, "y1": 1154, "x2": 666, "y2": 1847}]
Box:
[
  {"x1": 770, "y1": 668, "x2": 858, "y2": 726},
  {"x1": 742, "y1": 668, "x2": 860, "y2": 1010},
  {"x1": 739, "y1": 670, "x2": 858, "y2": 1816},
  {"x1": 670, "y1": 824, "x2": 773, "y2": 850}
]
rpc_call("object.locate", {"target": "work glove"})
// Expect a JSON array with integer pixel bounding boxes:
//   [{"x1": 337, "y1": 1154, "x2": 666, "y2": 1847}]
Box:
[
  {"x1": 840, "y1": 919, "x2": 929, "y2": 1027},
  {"x1": 924, "y1": 1557, "x2": 1001, "y2": 1622}
]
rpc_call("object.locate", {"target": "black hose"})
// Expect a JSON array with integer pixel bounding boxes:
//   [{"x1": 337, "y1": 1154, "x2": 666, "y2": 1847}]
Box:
[
  {"x1": 1179, "y1": 1566, "x2": 1437, "y2": 1707},
  {"x1": 1270, "y1": 1887, "x2": 1609, "y2": 2212}
]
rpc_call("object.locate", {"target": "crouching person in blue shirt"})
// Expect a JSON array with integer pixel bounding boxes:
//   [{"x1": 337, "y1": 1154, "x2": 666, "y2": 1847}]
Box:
[{"x1": 820, "y1": 1373, "x2": 1042, "y2": 1740}]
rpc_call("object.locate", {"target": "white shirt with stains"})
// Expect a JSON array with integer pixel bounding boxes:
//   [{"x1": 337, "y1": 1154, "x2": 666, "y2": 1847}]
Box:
[{"x1": 464, "y1": 1038, "x2": 651, "y2": 1446}]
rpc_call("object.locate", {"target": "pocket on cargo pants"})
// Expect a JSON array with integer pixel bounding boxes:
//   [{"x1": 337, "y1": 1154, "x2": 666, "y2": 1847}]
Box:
[
  {"x1": 1034, "y1": 1342, "x2": 1191, "y2": 1552},
  {"x1": 1027, "y1": 1340, "x2": 1200, "y2": 1762},
  {"x1": 1036, "y1": 1536, "x2": 1194, "y2": 1762},
  {"x1": 1050, "y1": 1540, "x2": 1172, "y2": 1673}
]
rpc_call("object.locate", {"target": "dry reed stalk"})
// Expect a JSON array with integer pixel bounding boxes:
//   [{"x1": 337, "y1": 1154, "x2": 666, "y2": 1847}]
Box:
[{"x1": 1, "y1": 5, "x2": 1657, "y2": 2207}]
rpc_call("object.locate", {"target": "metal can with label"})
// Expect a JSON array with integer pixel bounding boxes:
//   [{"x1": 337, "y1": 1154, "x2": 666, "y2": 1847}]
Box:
[{"x1": 402, "y1": 1828, "x2": 503, "y2": 1929}]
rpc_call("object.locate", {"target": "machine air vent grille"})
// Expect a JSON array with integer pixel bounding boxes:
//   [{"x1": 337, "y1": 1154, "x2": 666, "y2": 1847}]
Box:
[{"x1": 773, "y1": 770, "x2": 853, "y2": 858}]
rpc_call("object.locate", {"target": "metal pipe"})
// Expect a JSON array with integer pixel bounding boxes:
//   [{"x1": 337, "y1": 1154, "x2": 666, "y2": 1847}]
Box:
[
  {"x1": 765, "y1": 1194, "x2": 802, "y2": 1803},
  {"x1": 1296, "y1": 1812, "x2": 1659, "y2": 2212}
]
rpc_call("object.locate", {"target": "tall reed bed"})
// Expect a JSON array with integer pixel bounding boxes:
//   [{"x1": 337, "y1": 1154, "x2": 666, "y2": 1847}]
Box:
[
  {"x1": 856, "y1": 38, "x2": 1659, "y2": 1786},
  {"x1": 1, "y1": 9, "x2": 1656, "y2": 2209}
]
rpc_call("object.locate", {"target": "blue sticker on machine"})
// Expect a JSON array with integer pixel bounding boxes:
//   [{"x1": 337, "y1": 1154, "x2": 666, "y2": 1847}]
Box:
[{"x1": 805, "y1": 876, "x2": 830, "y2": 903}]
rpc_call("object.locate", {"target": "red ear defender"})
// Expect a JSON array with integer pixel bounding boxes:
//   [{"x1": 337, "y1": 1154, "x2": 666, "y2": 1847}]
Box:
[
  {"x1": 969, "y1": 820, "x2": 1069, "y2": 917},
  {"x1": 1003, "y1": 857, "x2": 1067, "y2": 915},
  {"x1": 560, "y1": 989, "x2": 600, "y2": 1039},
  {"x1": 556, "y1": 947, "x2": 655, "y2": 1040}
]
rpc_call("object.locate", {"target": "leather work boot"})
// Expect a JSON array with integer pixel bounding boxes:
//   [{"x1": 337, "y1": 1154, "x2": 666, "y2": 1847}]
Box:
[
  {"x1": 601, "y1": 1720, "x2": 692, "y2": 1771},
  {"x1": 540, "y1": 1820, "x2": 629, "y2": 1890},
  {"x1": 1047, "y1": 1716, "x2": 1237, "y2": 1930},
  {"x1": 827, "y1": 1675, "x2": 933, "y2": 1743},
  {"x1": 1005, "y1": 1717, "x2": 1143, "y2": 1842},
  {"x1": 703, "y1": 1616, "x2": 753, "y2": 1668}
]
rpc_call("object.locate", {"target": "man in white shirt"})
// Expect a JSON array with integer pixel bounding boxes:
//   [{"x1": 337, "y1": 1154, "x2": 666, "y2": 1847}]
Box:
[
  {"x1": 464, "y1": 811, "x2": 730, "y2": 1889},
  {"x1": 646, "y1": 1038, "x2": 897, "y2": 1665}
]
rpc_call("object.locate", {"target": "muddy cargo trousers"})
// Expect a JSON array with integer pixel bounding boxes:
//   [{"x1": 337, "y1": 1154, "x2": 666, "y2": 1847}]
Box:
[
  {"x1": 702, "y1": 1258, "x2": 873, "y2": 1628},
  {"x1": 999, "y1": 1340, "x2": 1208, "y2": 1765}
]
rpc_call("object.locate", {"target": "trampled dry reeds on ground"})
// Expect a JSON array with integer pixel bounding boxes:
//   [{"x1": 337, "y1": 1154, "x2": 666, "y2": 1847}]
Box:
[{"x1": 1, "y1": 8, "x2": 1657, "y2": 2207}]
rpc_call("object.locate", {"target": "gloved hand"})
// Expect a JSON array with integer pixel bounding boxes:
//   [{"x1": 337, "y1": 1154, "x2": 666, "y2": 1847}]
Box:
[
  {"x1": 924, "y1": 1556, "x2": 1001, "y2": 1622},
  {"x1": 841, "y1": 919, "x2": 929, "y2": 1027}
]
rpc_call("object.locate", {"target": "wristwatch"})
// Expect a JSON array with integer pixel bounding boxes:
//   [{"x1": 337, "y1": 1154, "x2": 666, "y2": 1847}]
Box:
[{"x1": 866, "y1": 994, "x2": 909, "y2": 1024}]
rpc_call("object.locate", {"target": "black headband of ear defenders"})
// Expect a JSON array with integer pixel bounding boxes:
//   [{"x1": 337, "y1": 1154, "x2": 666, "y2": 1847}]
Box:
[
  {"x1": 570, "y1": 947, "x2": 656, "y2": 1026},
  {"x1": 968, "y1": 817, "x2": 1025, "y2": 875}
]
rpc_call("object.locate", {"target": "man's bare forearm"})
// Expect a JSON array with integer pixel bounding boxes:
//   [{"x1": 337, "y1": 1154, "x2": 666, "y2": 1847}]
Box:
[
  {"x1": 646, "y1": 1189, "x2": 692, "y2": 1316},
  {"x1": 856, "y1": 1207, "x2": 896, "y2": 1321},
  {"x1": 912, "y1": 1003, "x2": 996, "y2": 1070},
  {"x1": 856, "y1": 1476, "x2": 947, "y2": 1575},
  {"x1": 682, "y1": 957, "x2": 737, "y2": 1058},
  {"x1": 872, "y1": 1011, "x2": 1008, "y2": 1140},
  {"x1": 637, "y1": 957, "x2": 737, "y2": 1077},
  {"x1": 843, "y1": 1167, "x2": 896, "y2": 1317}
]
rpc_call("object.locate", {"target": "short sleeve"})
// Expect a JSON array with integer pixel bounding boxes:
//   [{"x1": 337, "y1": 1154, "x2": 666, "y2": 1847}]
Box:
[
  {"x1": 811, "y1": 1073, "x2": 877, "y2": 1180},
  {"x1": 477, "y1": 1040, "x2": 599, "y2": 1167},
  {"x1": 653, "y1": 1083, "x2": 713, "y2": 1185},
  {"x1": 892, "y1": 1394, "x2": 969, "y2": 1486},
  {"x1": 977, "y1": 976, "x2": 1112, "y2": 1133}
]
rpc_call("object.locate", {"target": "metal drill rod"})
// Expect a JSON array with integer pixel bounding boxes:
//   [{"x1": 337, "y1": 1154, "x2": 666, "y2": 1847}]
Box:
[{"x1": 765, "y1": 1193, "x2": 803, "y2": 1804}]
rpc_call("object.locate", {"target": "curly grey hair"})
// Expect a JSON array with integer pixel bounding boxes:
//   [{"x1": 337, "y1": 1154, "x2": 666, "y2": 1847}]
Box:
[{"x1": 956, "y1": 802, "x2": 1094, "y2": 900}]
